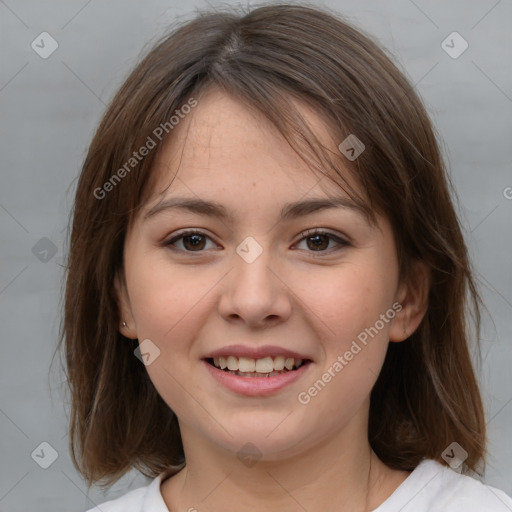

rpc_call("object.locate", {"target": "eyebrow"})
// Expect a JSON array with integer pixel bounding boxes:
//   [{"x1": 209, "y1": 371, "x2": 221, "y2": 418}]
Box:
[{"x1": 144, "y1": 196, "x2": 370, "y2": 223}]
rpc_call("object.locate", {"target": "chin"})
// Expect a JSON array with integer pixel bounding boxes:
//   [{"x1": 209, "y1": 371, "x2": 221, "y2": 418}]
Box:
[{"x1": 203, "y1": 414, "x2": 316, "y2": 460}]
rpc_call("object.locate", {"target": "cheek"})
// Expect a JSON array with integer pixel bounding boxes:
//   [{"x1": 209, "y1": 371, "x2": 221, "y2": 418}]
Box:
[
  {"x1": 293, "y1": 260, "x2": 396, "y2": 409},
  {"x1": 303, "y1": 262, "x2": 397, "y2": 409},
  {"x1": 294, "y1": 259, "x2": 397, "y2": 343},
  {"x1": 127, "y1": 253, "x2": 214, "y2": 342},
  {"x1": 129, "y1": 265, "x2": 216, "y2": 418}
]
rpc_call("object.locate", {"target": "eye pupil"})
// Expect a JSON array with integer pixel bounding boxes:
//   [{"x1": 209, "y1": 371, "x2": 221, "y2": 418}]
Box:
[
  {"x1": 307, "y1": 234, "x2": 329, "y2": 251},
  {"x1": 184, "y1": 234, "x2": 206, "y2": 251},
  {"x1": 170, "y1": 231, "x2": 342, "y2": 253}
]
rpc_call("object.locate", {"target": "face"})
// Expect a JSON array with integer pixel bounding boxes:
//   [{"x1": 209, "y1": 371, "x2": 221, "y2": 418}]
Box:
[{"x1": 117, "y1": 88, "x2": 421, "y2": 460}]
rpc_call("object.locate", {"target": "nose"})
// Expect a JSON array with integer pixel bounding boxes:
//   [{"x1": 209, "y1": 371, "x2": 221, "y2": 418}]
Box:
[{"x1": 217, "y1": 246, "x2": 292, "y2": 329}]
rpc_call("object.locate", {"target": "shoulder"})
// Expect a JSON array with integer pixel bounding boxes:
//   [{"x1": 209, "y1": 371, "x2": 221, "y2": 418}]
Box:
[
  {"x1": 376, "y1": 459, "x2": 512, "y2": 512},
  {"x1": 85, "y1": 486, "x2": 147, "y2": 512},
  {"x1": 430, "y1": 461, "x2": 512, "y2": 511},
  {"x1": 85, "y1": 473, "x2": 167, "y2": 512}
]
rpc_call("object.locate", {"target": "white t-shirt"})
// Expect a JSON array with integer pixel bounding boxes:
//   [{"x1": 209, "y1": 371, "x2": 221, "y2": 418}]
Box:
[{"x1": 86, "y1": 458, "x2": 512, "y2": 512}]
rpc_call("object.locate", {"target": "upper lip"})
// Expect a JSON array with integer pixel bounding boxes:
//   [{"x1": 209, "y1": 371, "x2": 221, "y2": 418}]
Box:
[{"x1": 203, "y1": 344, "x2": 312, "y2": 361}]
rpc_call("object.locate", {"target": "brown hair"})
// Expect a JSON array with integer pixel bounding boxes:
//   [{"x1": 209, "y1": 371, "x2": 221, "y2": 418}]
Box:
[{"x1": 59, "y1": 3, "x2": 486, "y2": 486}]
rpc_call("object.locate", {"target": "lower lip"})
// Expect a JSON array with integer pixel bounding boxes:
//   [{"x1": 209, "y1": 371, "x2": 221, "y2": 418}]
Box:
[{"x1": 203, "y1": 360, "x2": 312, "y2": 396}]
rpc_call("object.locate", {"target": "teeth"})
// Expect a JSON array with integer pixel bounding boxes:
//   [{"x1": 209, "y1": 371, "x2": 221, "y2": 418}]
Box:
[
  {"x1": 211, "y1": 355, "x2": 305, "y2": 373},
  {"x1": 227, "y1": 356, "x2": 238, "y2": 371},
  {"x1": 238, "y1": 357, "x2": 256, "y2": 372},
  {"x1": 255, "y1": 356, "x2": 274, "y2": 373},
  {"x1": 273, "y1": 355, "x2": 285, "y2": 371}
]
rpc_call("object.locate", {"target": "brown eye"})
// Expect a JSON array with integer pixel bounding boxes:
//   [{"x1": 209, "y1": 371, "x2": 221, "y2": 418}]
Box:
[
  {"x1": 295, "y1": 230, "x2": 349, "y2": 253},
  {"x1": 182, "y1": 234, "x2": 206, "y2": 251},
  {"x1": 165, "y1": 231, "x2": 217, "y2": 252},
  {"x1": 306, "y1": 233, "x2": 330, "y2": 251}
]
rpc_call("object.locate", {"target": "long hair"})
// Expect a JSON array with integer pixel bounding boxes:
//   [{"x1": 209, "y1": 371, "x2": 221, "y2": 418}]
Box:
[{"x1": 59, "y1": 3, "x2": 486, "y2": 486}]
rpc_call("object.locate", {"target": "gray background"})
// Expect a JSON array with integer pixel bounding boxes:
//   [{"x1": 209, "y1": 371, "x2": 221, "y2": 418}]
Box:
[{"x1": 1, "y1": 0, "x2": 511, "y2": 510}]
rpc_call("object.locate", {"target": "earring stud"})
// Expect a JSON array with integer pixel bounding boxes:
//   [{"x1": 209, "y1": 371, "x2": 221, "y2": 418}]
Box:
[{"x1": 122, "y1": 321, "x2": 127, "y2": 327}]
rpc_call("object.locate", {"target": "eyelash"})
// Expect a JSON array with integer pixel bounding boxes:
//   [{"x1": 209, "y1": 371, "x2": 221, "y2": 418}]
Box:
[{"x1": 164, "y1": 229, "x2": 350, "y2": 254}]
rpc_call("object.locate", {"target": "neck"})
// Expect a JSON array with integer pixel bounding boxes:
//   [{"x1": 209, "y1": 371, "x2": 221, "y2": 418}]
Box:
[{"x1": 161, "y1": 419, "x2": 406, "y2": 512}]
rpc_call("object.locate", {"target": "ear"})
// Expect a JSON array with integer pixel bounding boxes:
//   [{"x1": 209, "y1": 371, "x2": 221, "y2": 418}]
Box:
[
  {"x1": 114, "y1": 271, "x2": 138, "y2": 340},
  {"x1": 389, "y1": 259, "x2": 430, "y2": 342}
]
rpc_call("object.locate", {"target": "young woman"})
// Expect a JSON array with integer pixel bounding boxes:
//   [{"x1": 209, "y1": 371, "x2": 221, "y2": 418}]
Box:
[{"x1": 60, "y1": 4, "x2": 512, "y2": 511}]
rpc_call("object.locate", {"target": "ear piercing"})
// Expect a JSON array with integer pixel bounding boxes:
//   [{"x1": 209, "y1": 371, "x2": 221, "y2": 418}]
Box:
[{"x1": 122, "y1": 321, "x2": 127, "y2": 327}]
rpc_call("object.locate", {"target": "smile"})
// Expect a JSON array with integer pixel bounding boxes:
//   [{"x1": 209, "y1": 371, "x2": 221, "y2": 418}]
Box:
[
  {"x1": 208, "y1": 355, "x2": 306, "y2": 377},
  {"x1": 204, "y1": 356, "x2": 312, "y2": 396}
]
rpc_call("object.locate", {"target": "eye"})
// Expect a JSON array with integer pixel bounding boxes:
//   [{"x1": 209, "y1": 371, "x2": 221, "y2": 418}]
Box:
[
  {"x1": 294, "y1": 229, "x2": 349, "y2": 252},
  {"x1": 165, "y1": 230, "x2": 219, "y2": 252}
]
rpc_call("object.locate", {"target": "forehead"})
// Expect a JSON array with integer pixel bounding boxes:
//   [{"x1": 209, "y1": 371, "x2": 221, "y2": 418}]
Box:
[{"x1": 144, "y1": 88, "x2": 364, "y2": 210}]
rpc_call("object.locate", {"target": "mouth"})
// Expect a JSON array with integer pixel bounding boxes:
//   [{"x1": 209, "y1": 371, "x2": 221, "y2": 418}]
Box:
[
  {"x1": 205, "y1": 355, "x2": 311, "y2": 378},
  {"x1": 202, "y1": 345, "x2": 314, "y2": 395}
]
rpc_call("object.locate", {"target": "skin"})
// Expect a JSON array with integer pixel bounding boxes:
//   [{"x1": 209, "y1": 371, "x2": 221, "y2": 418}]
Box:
[{"x1": 116, "y1": 88, "x2": 430, "y2": 512}]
